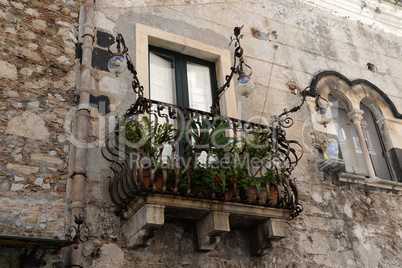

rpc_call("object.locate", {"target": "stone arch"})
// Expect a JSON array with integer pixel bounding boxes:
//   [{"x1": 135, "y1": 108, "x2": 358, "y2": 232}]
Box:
[
  {"x1": 309, "y1": 71, "x2": 401, "y2": 120},
  {"x1": 361, "y1": 97, "x2": 383, "y2": 121}
]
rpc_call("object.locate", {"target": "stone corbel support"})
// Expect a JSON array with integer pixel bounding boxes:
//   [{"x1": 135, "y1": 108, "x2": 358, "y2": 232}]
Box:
[
  {"x1": 124, "y1": 204, "x2": 165, "y2": 248},
  {"x1": 196, "y1": 212, "x2": 230, "y2": 251},
  {"x1": 250, "y1": 218, "x2": 287, "y2": 256},
  {"x1": 320, "y1": 158, "x2": 345, "y2": 172}
]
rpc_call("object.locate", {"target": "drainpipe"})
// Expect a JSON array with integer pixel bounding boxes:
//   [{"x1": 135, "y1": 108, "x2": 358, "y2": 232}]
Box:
[{"x1": 68, "y1": 0, "x2": 94, "y2": 266}]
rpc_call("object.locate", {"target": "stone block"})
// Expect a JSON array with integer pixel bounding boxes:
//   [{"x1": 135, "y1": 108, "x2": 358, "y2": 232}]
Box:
[
  {"x1": 7, "y1": 164, "x2": 39, "y2": 175},
  {"x1": 34, "y1": 177, "x2": 44, "y2": 186},
  {"x1": 265, "y1": 218, "x2": 287, "y2": 240},
  {"x1": 6, "y1": 111, "x2": 49, "y2": 141},
  {"x1": 10, "y1": 183, "x2": 24, "y2": 191},
  {"x1": 94, "y1": 11, "x2": 115, "y2": 33},
  {"x1": 22, "y1": 48, "x2": 41, "y2": 61},
  {"x1": 196, "y1": 212, "x2": 230, "y2": 251},
  {"x1": 0, "y1": 60, "x2": 17, "y2": 80},
  {"x1": 124, "y1": 204, "x2": 165, "y2": 248},
  {"x1": 14, "y1": 176, "x2": 25, "y2": 182},
  {"x1": 31, "y1": 154, "x2": 64, "y2": 165},
  {"x1": 32, "y1": 19, "x2": 47, "y2": 30},
  {"x1": 250, "y1": 218, "x2": 287, "y2": 256}
]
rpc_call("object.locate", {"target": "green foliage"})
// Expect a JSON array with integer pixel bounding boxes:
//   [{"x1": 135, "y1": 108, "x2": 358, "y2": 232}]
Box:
[
  {"x1": 187, "y1": 115, "x2": 233, "y2": 155},
  {"x1": 120, "y1": 116, "x2": 175, "y2": 159},
  {"x1": 119, "y1": 114, "x2": 288, "y2": 195}
]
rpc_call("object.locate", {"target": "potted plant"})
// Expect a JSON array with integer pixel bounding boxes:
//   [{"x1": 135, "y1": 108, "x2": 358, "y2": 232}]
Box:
[
  {"x1": 234, "y1": 130, "x2": 283, "y2": 204},
  {"x1": 120, "y1": 116, "x2": 176, "y2": 190},
  {"x1": 180, "y1": 115, "x2": 233, "y2": 197}
]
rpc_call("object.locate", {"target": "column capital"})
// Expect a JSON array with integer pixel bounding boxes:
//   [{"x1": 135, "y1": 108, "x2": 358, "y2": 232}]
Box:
[{"x1": 347, "y1": 109, "x2": 364, "y2": 124}]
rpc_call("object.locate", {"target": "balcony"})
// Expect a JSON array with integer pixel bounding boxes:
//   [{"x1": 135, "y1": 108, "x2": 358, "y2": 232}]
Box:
[{"x1": 102, "y1": 97, "x2": 303, "y2": 255}]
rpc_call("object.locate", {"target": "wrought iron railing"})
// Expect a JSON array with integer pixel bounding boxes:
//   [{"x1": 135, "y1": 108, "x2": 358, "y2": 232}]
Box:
[{"x1": 102, "y1": 96, "x2": 303, "y2": 220}]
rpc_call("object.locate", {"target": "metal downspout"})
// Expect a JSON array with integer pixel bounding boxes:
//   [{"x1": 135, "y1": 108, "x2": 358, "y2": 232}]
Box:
[{"x1": 68, "y1": 0, "x2": 94, "y2": 266}]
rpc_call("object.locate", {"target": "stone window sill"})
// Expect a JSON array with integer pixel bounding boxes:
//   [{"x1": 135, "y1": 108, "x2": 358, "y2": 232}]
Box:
[
  {"x1": 319, "y1": 159, "x2": 402, "y2": 190},
  {"x1": 338, "y1": 172, "x2": 402, "y2": 191}
]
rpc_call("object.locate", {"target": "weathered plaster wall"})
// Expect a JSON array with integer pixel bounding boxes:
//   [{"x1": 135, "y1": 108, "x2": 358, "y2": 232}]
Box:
[
  {"x1": 79, "y1": 0, "x2": 402, "y2": 267},
  {"x1": 0, "y1": 0, "x2": 78, "y2": 265}
]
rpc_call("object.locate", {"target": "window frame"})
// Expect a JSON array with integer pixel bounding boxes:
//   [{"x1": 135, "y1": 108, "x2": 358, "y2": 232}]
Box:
[
  {"x1": 135, "y1": 23, "x2": 237, "y2": 118},
  {"x1": 148, "y1": 45, "x2": 218, "y2": 110}
]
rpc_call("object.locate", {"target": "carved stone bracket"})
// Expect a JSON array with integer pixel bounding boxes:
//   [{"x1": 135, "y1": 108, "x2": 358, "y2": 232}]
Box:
[
  {"x1": 249, "y1": 218, "x2": 287, "y2": 255},
  {"x1": 320, "y1": 158, "x2": 345, "y2": 172},
  {"x1": 123, "y1": 204, "x2": 165, "y2": 248},
  {"x1": 122, "y1": 194, "x2": 293, "y2": 253},
  {"x1": 196, "y1": 212, "x2": 230, "y2": 251}
]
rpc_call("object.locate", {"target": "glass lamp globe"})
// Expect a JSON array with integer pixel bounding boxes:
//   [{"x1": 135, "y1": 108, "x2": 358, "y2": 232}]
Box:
[
  {"x1": 315, "y1": 109, "x2": 332, "y2": 126},
  {"x1": 107, "y1": 55, "x2": 127, "y2": 77},
  {"x1": 237, "y1": 75, "x2": 254, "y2": 98}
]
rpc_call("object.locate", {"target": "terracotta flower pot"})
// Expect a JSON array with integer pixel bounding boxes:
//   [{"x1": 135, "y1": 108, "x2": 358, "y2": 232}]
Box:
[
  {"x1": 138, "y1": 169, "x2": 163, "y2": 190},
  {"x1": 268, "y1": 186, "x2": 278, "y2": 205},
  {"x1": 246, "y1": 186, "x2": 258, "y2": 202}
]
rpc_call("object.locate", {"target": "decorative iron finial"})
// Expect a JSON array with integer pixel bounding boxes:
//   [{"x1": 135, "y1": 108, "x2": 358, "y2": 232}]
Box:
[
  {"x1": 66, "y1": 214, "x2": 89, "y2": 249},
  {"x1": 211, "y1": 25, "x2": 254, "y2": 114}
]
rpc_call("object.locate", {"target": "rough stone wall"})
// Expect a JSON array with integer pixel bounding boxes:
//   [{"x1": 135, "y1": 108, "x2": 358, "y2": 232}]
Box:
[
  {"x1": 1, "y1": 0, "x2": 401, "y2": 267},
  {"x1": 0, "y1": 0, "x2": 78, "y2": 263}
]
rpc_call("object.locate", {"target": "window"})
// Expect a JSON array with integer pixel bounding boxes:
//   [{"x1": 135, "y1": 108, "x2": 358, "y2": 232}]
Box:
[
  {"x1": 330, "y1": 95, "x2": 392, "y2": 180},
  {"x1": 135, "y1": 23, "x2": 237, "y2": 118},
  {"x1": 149, "y1": 46, "x2": 217, "y2": 112},
  {"x1": 311, "y1": 71, "x2": 402, "y2": 185},
  {"x1": 330, "y1": 95, "x2": 368, "y2": 175},
  {"x1": 360, "y1": 103, "x2": 392, "y2": 180}
]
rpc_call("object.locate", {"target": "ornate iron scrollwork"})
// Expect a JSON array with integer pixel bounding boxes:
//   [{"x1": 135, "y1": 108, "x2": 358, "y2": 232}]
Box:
[
  {"x1": 66, "y1": 214, "x2": 89, "y2": 249},
  {"x1": 102, "y1": 27, "x2": 303, "y2": 220}
]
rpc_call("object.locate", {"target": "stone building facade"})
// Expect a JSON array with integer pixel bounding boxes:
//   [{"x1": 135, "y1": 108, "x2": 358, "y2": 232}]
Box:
[{"x1": 0, "y1": 0, "x2": 401, "y2": 267}]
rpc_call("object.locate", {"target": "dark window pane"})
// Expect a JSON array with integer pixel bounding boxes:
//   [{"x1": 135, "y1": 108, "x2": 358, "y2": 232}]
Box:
[
  {"x1": 329, "y1": 95, "x2": 368, "y2": 176},
  {"x1": 360, "y1": 103, "x2": 392, "y2": 180}
]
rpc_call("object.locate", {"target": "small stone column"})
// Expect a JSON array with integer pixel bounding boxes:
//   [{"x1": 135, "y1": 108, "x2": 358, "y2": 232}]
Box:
[{"x1": 347, "y1": 109, "x2": 376, "y2": 178}]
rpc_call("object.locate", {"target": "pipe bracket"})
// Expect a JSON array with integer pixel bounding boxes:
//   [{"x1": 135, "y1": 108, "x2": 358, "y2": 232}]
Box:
[{"x1": 72, "y1": 171, "x2": 87, "y2": 178}]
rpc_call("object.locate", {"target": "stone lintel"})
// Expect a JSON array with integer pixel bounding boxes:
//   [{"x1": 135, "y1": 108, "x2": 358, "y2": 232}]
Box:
[{"x1": 196, "y1": 212, "x2": 230, "y2": 251}]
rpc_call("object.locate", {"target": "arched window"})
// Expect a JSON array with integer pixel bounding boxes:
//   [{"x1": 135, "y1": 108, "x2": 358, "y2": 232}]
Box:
[
  {"x1": 311, "y1": 71, "x2": 402, "y2": 183},
  {"x1": 360, "y1": 103, "x2": 392, "y2": 180},
  {"x1": 329, "y1": 95, "x2": 368, "y2": 176},
  {"x1": 330, "y1": 95, "x2": 392, "y2": 180}
]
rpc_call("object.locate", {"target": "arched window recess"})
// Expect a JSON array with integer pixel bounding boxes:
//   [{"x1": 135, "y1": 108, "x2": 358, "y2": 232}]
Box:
[{"x1": 309, "y1": 71, "x2": 402, "y2": 185}]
